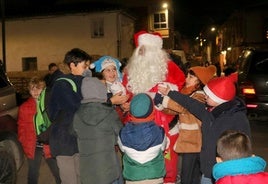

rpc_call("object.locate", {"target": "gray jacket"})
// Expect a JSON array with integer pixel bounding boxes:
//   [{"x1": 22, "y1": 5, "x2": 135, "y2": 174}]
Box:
[{"x1": 73, "y1": 102, "x2": 123, "y2": 184}]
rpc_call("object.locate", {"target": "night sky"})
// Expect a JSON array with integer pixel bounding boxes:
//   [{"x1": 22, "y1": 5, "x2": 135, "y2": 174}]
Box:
[
  {"x1": 2, "y1": 0, "x2": 266, "y2": 39},
  {"x1": 173, "y1": 0, "x2": 262, "y2": 38}
]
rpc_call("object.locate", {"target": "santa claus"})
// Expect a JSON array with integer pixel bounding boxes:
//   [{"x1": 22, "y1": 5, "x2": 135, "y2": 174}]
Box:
[{"x1": 122, "y1": 30, "x2": 186, "y2": 183}]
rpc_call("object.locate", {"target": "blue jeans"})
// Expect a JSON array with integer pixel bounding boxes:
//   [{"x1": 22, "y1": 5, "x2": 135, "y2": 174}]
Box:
[
  {"x1": 27, "y1": 146, "x2": 61, "y2": 184},
  {"x1": 201, "y1": 174, "x2": 213, "y2": 184}
]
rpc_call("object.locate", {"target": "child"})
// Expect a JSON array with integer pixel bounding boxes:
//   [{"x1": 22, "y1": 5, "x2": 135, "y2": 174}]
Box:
[
  {"x1": 118, "y1": 93, "x2": 167, "y2": 184},
  {"x1": 90, "y1": 55, "x2": 126, "y2": 95},
  {"x1": 17, "y1": 76, "x2": 61, "y2": 184},
  {"x1": 90, "y1": 55, "x2": 129, "y2": 121},
  {"x1": 72, "y1": 76, "x2": 123, "y2": 184},
  {"x1": 90, "y1": 56, "x2": 128, "y2": 183},
  {"x1": 158, "y1": 73, "x2": 251, "y2": 184},
  {"x1": 213, "y1": 130, "x2": 268, "y2": 183},
  {"x1": 47, "y1": 48, "x2": 91, "y2": 184},
  {"x1": 155, "y1": 65, "x2": 216, "y2": 184}
]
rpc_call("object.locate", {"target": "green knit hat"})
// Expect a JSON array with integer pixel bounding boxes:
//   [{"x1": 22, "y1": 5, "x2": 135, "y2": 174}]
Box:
[{"x1": 130, "y1": 93, "x2": 153, "y2": 118}]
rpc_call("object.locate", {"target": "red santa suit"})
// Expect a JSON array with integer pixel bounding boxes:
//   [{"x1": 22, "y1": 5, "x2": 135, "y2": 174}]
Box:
[{"x1": 122, "y1": 30, "x2": 185, "y2": 183}]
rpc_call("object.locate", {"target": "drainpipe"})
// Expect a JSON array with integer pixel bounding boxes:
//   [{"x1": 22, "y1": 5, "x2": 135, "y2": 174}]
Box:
[
  {"x1": 1, "y1": 0, "x2": 6, "y2": 72},
  {"x1": 116, "y1": 12, "x2": 121, "y2": 58}
]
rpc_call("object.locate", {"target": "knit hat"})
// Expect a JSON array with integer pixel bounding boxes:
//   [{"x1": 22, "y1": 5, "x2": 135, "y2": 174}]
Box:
[
  {"x1": 134, "y1": 30, "x2": 163, "y2": 49},
  {"x1": 81, "y1": 77, "x2": 107, "y2": 103},
  {"x1": 90, "y1": 56, "x2": 122, "y2": 80},
  {"x1": 190, "y1": 65, "x2": 217, "y2": 85},
  {"x1": 203, "y1": 74, "x2": 238, "y2": 104},
  {"x1": 130, "y1": 93, "x2": 154, "y2": 120},
  {"x1": 82, "y1": 68, "x2": 92, "y2": 77}
]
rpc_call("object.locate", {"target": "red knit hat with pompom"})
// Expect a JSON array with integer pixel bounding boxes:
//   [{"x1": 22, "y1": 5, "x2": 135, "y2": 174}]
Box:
[{"x1": 203, "y1": 74, "x2": 238, "y2": 104}]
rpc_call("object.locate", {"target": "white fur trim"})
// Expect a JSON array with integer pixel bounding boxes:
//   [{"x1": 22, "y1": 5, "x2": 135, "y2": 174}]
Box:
[
  {"x1": 146, "y1": 92, "x2": 156, "y2": 99},
  {"x1": 89, "y1": 63, "x2": 95, "y2": 69},
  {"x1": 167, "y1": 83, "x2": 178, "y2": 91},
  {"x1": 162, "y1": 96, "x2": 170, "y2": 108},
  {"x1": 155, "y1": 104, "x2": 164, "y2": 111},
  {"x1": 138, "y1": 33, "x2": 163, "y2": 49},
  {"x1": 179, "y1": 123, "x2": 199, "y2": 130},
  {"x1": 101, "y1": 59, "x2": 116, "y2": 71},
  {"x1": 169, "y1": 123, "x2": 179, "y2": 135},
  {"x1": 203, "y1": 85, "x2": 227, "y2": 104}
]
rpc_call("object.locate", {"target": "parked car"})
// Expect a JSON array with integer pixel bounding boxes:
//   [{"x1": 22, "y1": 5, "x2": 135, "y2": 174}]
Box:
[
  {"x1": 236, "y1": 47, "x2": 268, "y2": 121},
  {"x1": 0, "y1": 61, "x2": 24, "y2": 184}
]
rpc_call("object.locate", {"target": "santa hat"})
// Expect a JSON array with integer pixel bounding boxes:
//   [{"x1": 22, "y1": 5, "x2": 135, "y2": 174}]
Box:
[
  {"x1": 130, "y1": 93, "x2": 155, "y2": 122},
  {"x1": 90, "y1": 56, "x2": 122, "y2": 80},
  {"x1": 190, "y1": 65, "x2": 217, "y2": 85},
  {"x1": 203, "y1": 74, "x2": 238, "y2": 104},
  {"x1": 134, "y1": 30, "x2": 163, "y2": 49}
]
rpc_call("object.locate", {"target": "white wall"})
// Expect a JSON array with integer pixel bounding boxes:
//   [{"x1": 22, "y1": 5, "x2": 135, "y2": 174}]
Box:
[{"x1": 0, "y1": 11, "x2": 134, "y2": 72}]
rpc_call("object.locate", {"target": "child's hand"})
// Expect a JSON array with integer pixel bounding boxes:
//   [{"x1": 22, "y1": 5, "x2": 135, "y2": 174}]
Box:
[
  {"x1": 120, "y1": 102, "x2": 130, "y2": 112},
  {"x1": 158, "y1": 85, "x2": 170, "y2": 96},
  {"x1": 111, "y1": 93, "x2": 129, "y2": 105},
  {"x1": 192, "y1": 91, "x2": 206, "y2": 103}
]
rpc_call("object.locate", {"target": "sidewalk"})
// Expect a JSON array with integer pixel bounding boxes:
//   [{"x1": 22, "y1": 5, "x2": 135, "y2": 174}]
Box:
[{"x1": 16, "y1": 156, "x2": 56, "y2": 184}]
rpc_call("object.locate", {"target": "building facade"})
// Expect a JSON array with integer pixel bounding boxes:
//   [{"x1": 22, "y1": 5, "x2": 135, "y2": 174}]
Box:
[{"x1": 0, "y1": 10, "x2": 135, "y2": 72}]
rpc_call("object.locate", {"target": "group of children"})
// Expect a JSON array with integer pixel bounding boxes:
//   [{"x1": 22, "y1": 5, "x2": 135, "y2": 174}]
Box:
[{"x1": 18, "y1": 47, "x2": 268, "y2": 183}]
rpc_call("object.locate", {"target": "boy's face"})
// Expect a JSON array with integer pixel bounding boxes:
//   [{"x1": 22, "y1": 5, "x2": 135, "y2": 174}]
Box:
[
  {"x1": 49, "y1": 66, "x2": 58, "y2": 74},
  {"x1": 102, "y1": 65, "x2": 118, "y2": 83},
  {"x1": 70, "y1": 61, "x2": 87, "y2": 76},
  {"x1": 205, "y1": 94, "x2": 219, "y2": 107},
  {"x1": 30, "y1": 86, "x2": 43, "y2": 99}
]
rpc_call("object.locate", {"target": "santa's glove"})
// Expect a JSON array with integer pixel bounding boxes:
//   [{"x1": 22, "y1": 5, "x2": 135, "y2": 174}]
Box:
[{"x1": 154, "y1": 93, "x2": 164, "y2": 110}]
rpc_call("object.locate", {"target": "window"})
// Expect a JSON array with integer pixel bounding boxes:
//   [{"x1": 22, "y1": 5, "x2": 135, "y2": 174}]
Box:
[
  {"x1": 22, "y1": 57, "x2": 37, "y2": 71},
  {"x1": 91, "y1": 18, "x2": 104, "y2": 38},
  {"x1": 153, "y1": 12, "x2": 168, "y2": 29}
]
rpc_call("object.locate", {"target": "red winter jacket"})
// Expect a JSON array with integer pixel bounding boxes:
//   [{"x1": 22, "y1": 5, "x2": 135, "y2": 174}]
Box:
[
  {"x1": 216, "y1": 172, "x2": 268, "y2": 184},
  {"x1": 18, "y1": 97, "x2": 52, "y2": 159}
]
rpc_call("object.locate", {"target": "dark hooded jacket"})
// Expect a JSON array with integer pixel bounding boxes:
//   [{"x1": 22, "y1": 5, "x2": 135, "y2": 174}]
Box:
[
  {"x1": 73, "y1": 77, "x2": 123, "y2": 184},
  {"x1": 167, "y1": 91, "x2": 251, "y2": 180},
  {"x1": 48, "y1": 74, "x2": 83, "y2": 156},
  {"x1": 73, "y1": 102, "x2": 123, "y2": 184}
]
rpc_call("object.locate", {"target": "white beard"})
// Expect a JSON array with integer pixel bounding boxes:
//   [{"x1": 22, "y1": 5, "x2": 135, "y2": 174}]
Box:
[{"x1": 126, "y1": 45, "x2": 168, "y2": 94}]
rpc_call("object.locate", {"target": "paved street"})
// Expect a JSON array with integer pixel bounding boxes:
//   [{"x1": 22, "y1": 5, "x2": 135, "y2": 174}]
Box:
[
  {"x1": 16, "y1": 156, "x2": 57, "y2": 184},
  {"x1": 250, "y1": 121, "x2": 268, "y2": 172},
  {"x1": 16, "y1": 121, "x2": 268, "y2": 184}
]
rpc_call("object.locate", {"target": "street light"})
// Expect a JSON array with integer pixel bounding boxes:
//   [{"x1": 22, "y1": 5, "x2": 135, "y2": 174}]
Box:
[
  {"x1": 211, "y1": 27, "x2": 216, "y2": 32},
  {"x1": 162, "y1": 3, "x2": 168, "y2": 9}
]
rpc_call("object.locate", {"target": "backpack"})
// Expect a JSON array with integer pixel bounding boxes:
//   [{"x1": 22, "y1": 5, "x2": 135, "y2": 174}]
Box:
[{"x1": 34, "y1": 77, "x2": 77, "y2": 144}]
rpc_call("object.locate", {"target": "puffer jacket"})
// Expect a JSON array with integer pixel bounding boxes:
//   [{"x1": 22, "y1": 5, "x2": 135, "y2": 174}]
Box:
[
  {"x1": 18, "y1": 97, "x2": 52, "y2": 159},
  {"x1": 213, "y1": 156, "x2": 268, "y2": 184},
  {"x1": 73, "y1": 102, "x2": 123, "y2": 184},
  {"x1": 118, "y1": 121, "x2": 167, "y2": 181},
  {"x1": 167, "y1": 91, "x2": 251, "y2": 179}
]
